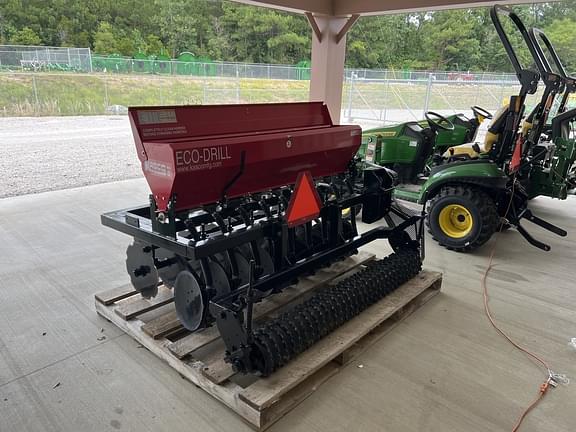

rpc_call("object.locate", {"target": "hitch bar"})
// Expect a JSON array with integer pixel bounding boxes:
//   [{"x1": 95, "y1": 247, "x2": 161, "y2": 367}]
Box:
[
  {"x1": 522, "y1": 209, "x2": 567, "y2": 237},
  {"x1": 516, "y1": 223, "x2": 551, "y2": 251},
  {"x1": 512, "y1": 208, "x2": 567, "y2": 251}
]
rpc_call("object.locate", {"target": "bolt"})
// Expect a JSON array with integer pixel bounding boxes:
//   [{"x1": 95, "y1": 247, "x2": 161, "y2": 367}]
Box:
[{"x1": 133, "y1": 265, "x2": 151, "y2": 277}]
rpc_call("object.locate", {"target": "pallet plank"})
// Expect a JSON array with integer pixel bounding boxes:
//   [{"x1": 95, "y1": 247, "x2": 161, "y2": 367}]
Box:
[
  {"x1": 95, "y1": 284, "x2": 138, "y2": 305},
  {"x1": 261, "y1": 362, "x2": 340, "y2": 427},
  {"x1": 201, "y1": 355, "x2": 236, "y2": 384},
  {"x1": 141, "y1": 309, "x2": 183, "y2": 339},
  {"x1": 239, "y1": 271, "x2": 442, "y2": 411},
  {"x1": 167, "y1": 327, "x2": 222, "y2": 359},
  {"x1": 168, "y1": 252, "x2": 374, "y2": 360},
  {"x1": 114, "y1": 285, "x2": 174, "y2": 320}
]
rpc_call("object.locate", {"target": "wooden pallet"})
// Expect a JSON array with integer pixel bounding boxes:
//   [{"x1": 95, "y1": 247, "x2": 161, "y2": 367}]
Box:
[{"x1": 95, "y1": 251, "x2": 442, "y2": 430}]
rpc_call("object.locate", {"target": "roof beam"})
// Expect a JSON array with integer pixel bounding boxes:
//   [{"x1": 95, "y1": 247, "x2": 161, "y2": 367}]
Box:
[
  {"x1": 336, "y1": 14, "x2": 360, "y2": 43},
  {"x1": 334, "y1": 0, "x2": 550, "y2": 16},
  {"x1": 230, "y1": 0, "x2": 332, "y2": 15},
  {"x1": 231, "y1": 0, "x2": 554, "y2": 16},
  {"x1": 305, "y1": 12, "x2": 323, "y2": 41}
]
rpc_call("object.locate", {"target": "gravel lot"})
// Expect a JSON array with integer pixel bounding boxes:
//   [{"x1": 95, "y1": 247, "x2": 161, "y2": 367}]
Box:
[{"x1": 0, "y1": 116, "x2": 141, "y2": 198}]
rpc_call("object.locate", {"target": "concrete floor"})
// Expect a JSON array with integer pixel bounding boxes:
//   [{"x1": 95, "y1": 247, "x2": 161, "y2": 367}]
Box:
[{"x1": 0, "y1": 178, "x2": 575, "y2": 432}]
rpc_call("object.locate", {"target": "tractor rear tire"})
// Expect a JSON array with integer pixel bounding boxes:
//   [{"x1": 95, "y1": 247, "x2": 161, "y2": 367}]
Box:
[{"x1": 427, "y1": 185, "x2": 499, "y2": 252}]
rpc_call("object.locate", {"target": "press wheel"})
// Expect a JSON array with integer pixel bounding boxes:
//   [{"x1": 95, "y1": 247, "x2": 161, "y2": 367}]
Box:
[{"x1": 174, "y1": 271, "x2": 204, "y2": 331}]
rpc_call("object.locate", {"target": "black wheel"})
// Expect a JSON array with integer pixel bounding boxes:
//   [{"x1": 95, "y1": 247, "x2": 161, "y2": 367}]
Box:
[{"x1": 427, "y1": 185, "x2": 499, "y2": 252}]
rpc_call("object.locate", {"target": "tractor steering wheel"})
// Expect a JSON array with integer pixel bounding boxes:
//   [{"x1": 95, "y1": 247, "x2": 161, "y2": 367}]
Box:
[
  {"x1": 471, "y1": 105, "x2": 493, "y2": 120},
  {"x1": 425, "y1": 111, "x2": 455, "y2": 132}
]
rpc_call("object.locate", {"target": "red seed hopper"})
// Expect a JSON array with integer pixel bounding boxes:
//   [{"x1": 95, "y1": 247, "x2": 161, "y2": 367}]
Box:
[{"x1": 128, "y1": 102, "x2": 361, "y2": 211}]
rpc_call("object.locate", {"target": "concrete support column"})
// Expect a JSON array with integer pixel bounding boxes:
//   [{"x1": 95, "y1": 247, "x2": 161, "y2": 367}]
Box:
[{"x1": 307, "y1": 14, "x2": 359, "y2": 124}]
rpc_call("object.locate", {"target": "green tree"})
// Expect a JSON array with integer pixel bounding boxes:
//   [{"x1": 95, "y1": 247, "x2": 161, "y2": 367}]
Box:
[
  {"x1": 145, "y1": 35, "x2": 166, "y2": 56},
  {"x1": 93, "y1": 22, "x2": 119, "y2": 54},
  {"x1": 544, "y1": 18, "x2": 576, "y2": 72},
  {"x1": 155, "y1": 0, "x2": 215, "y2": 57},
  {"x1": 421, "y1": 11, "x2": 481, "y2": 70},
  {"x1": 221, "y1": 3, "x2": 309, "y2": 63},
  {"x1": 347, "y1": 13, "x2": 428, "y2": 69},
  {"x1": 206, "y1": 16, "x2": 230, "y2": 59},
  {"x1": 10, "y1": 26, "x2": 42, "y2": 45},
  {"x1": 267, "y1": 33, "x2": 308, "y2": 63}
]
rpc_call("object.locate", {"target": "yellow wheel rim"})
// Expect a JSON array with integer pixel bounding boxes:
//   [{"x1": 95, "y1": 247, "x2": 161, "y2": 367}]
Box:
[{"x1": 438, "y1": 204, "x2": 474, "y2": 238}]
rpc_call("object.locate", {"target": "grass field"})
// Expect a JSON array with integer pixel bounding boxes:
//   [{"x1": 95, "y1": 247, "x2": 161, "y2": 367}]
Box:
[
  {"x1": 0, "y1": 73, "x2": 309, "y2": 116},
  {"x1": 0, "y1": 71, "x2": 541, "y2": 118}
]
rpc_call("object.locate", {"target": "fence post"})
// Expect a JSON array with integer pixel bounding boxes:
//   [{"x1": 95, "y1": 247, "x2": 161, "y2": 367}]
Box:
[
  {"x1": 88, "y1": 49, "x2": 93, "y2": 73},
  {"x1": 423, "y1": 73, "x2": 433, "y2": 117},
  {"x1": 32, "y1": 74, "x2": 40, "y2": 113},
  {"x1": 381, "y1": 70, "x2": 388, "y2": 125},
  {"x1": 347, "y1": 71, "x2": 355, "y2": 121},
  {"x1": 499, "y1": 73, "x2": 506, "y2": 108},
  {"x1": 236, "y1": 68, "x2": 240, "y2": 103},
  {"x1": 103, "y1": 76, "x2": 109, "y2": 111}
]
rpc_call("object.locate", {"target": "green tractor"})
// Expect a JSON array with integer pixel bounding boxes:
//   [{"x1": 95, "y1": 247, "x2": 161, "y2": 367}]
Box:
[
  {"x1": 435, "y1": 107, "x2": 493, "y2": 148},
  {"x1": 528, "y1": 27, "x2": 576, "y2": 195},
  {"x1": 357, "y1": 105, "x2": 493, "y2": 167},
  {"x1": 359, "y1": 5, "x2": 575, "y2": 252}
]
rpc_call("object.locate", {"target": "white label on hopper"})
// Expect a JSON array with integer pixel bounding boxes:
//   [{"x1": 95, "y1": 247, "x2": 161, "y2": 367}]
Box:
[{"x1": 138, "y1": 109, "x2": 177, "y2": 125}]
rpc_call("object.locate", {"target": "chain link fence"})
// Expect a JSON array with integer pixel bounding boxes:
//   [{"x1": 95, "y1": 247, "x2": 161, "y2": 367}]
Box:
[
  {"x1": 1, "y1": 71, "x2": 535, "y2": 126},
  {"x1": 341, "y1": 72, "x2": 538, "y2": 127},
  {"x1": 91, "y1": 56, "x2": 312, "y2": 80},
  {"x1": 3, "y1": 44, "x2": 559, "y2": 126},
  {"x1": 0, "y1": 45, "x2": 93, "y2": 72}
]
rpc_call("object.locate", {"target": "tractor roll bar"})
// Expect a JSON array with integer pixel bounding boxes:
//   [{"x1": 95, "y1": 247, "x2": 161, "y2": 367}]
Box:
[
  {"x1": 490, "y1": 5, "x2": 539, "y2": 96},
  {"x1": 529, "y1": 28, "x2": 567, "y2": 77},
  {"x1": 525, "y1": 28, "x2": 557, "y2": 77},
  {"x1": 489, "y1": 5, "x2": 540, "y2": 165},
  {"x1": 530, "y1": 28, "x2": 576, "y2": 112}
]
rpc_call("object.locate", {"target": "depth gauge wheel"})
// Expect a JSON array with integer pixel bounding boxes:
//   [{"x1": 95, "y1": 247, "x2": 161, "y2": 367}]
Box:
[{"x1": 427, "y1": 185, "x2": 498, "y2": 252}]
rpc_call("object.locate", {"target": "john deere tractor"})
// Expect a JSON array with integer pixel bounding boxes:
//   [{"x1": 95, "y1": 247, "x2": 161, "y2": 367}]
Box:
[
  {"x1": 359, "y1": 5, "x2": 575, "y2": 252},
  {"x1": 357, "y1": 105, "x2": 493, "y2": 166}
]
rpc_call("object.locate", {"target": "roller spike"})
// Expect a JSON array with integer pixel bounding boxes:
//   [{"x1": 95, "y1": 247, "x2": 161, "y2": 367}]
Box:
[{"x1": 250, "y1": 249, "x2": 422, "y2": 376}]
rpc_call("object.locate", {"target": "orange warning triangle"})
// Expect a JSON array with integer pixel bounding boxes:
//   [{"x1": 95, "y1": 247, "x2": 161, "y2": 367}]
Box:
[{"x1": 286, "y1": 171, "x2": 322, "y2": 228}]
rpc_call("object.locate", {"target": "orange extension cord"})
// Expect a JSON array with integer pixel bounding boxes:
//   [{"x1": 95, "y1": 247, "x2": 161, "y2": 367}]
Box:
[{"x1": 481, "y1": 179, "x2": 556, "y2": 431}]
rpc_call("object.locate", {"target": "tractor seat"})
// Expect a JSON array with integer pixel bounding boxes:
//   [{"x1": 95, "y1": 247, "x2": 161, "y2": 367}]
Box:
[{"x1": 443, "y1": 105, "x2": 509, "y2": 159}]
